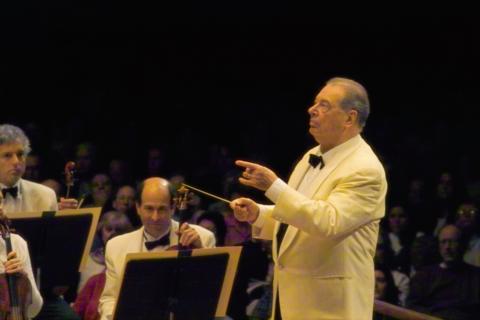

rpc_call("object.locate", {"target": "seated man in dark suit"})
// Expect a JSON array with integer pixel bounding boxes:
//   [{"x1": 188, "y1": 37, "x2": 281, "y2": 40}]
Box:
[{"x1": 407, "y1": 224, "x2": 480, "y2": 320}]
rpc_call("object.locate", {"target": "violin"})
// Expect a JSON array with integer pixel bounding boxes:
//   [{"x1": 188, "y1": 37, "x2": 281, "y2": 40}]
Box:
[
  {"x1": 0, "y1": 204, "x2": 31, "y2": 320},
  {"x1": 168, "y1": 186, "x2": 192, "y2": 251},
  {"x1": 62, "y1": 161, "x2": 85, "y2": 209},
  {"x1": 175, "y1": 185, "x2": 190, "y2": 226},
  {"x1": 64, "y1": 161, "x2": 76, "y2": 199}
]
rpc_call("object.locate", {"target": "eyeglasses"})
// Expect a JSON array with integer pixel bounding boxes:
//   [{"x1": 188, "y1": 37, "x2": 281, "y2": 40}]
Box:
[{"x1": 457, "y1": 209, "x2": 477, "y2": 217}]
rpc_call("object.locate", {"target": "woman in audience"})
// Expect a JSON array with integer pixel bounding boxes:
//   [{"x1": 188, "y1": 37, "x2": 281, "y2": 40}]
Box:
[
  {"x1": 73, "y1": 211, "x2": 133, "y2": 320},
  {"x1": 196, "y1": 210, "x2": 227, "y2": 246},
  {"x1": 77, "y1": 211, "x2": 133, "y2": 293},
  {"x1": 373, "y1": 264, "x2": 400, "y2": 320}
]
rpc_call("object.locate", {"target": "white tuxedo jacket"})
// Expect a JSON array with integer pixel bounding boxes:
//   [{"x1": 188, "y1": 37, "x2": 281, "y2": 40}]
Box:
[
  {"x1": 255, "y1": 136, "x2": 387, "y2": 320},
  {"x1": 99, "y1": 221, "x2": 216, "y2": 319},
  {"x1": 3, "y1": 179, "x2": 58, "y2": 214}
]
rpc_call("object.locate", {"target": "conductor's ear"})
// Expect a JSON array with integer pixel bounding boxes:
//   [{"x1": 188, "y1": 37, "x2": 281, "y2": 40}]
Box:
[{"x1": 346, "y1": 109, "x2": 359, "y2": 127}]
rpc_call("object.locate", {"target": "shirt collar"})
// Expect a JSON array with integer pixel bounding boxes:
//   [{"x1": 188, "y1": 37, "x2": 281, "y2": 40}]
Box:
[
  {"x1": 0, "y1": 180, "x2": 22, "y2": 198},
  {"x1": 319, "y1": 134, "x2": 362, "y2": 166},
  {"x1": 143, "y1": 228, "x2": 171, "y2": 242}
]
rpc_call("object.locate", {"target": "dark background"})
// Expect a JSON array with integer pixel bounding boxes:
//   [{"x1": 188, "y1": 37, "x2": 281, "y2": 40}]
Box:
[{"x1": 1, "y1": 5, "x2": 479, "y2": 197}]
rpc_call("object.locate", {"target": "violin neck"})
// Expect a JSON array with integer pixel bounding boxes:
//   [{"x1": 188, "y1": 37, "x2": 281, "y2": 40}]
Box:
[
  {"x1": 3, "y1": 232, "x2": 24, "y2": 319},
  {"x1": 4, "y1": 232, "x2": 13, "y2": 254}
]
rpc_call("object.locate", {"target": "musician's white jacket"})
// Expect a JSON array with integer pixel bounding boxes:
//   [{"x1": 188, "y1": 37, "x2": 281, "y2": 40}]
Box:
[{"x1": 98, "y1": 221, "x2": 215, "y2": 320}]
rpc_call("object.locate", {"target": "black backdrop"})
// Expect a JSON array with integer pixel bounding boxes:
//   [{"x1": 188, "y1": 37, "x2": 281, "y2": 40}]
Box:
[{"x1": 1, "y1": 6, "x2": 479, "y2": 195}]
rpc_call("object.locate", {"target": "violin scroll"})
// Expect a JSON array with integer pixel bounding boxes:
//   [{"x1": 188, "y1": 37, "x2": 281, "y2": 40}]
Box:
[
  {"x1": 63, "y1": 161, "x2": 76, "y2": 199},
  {"x1": 175, "y1": 185, "x2": 190, "y2": 213},
  {"x1": 172, "y1": 185, "x2": 191, "y2": 250}
]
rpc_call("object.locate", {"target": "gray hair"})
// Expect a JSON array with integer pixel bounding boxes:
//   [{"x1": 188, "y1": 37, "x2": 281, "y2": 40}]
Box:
[
  {"x1": 0, "y1": 124, "x2": 31, "y2": 154},
  {"x1": 326, "y1": 77, "x2": 370, "y2": 128}
]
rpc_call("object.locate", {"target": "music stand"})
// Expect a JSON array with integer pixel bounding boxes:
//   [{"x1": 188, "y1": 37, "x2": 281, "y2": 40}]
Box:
[
  {"x1": 9, "y1": 207, "x2": 101, "y2": 298},
  {"x1": 113, "y1": 247, "x2": 242, "y2": 320}
]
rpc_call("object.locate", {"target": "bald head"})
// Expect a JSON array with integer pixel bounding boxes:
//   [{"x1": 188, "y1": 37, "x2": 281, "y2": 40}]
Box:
[
  {"x1": 439, "y1": 224, "x2": 462, "y2": 241},
  {"x1": 136, "y1": 177, "x2": 172, "y2": 205}
]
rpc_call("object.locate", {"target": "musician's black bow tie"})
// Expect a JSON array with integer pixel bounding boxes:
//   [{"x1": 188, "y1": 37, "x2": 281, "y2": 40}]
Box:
[
  {"x1": 1, "y1": 186, "x2": 18, "y2": 199},
  {"x1": 308, "y1": 154, "x2": 325, "y2": 169},
  {"x1": 144, "y1": 233, "x2": 170, "y2": 250}
]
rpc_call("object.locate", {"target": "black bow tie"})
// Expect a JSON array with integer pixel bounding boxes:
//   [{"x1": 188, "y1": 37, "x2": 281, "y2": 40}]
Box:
[
  {"x1": 309, "y1": 154, "x2": 325, "y2": 169},
  {"x1": 144, "y1": 233, "x2": 170, "y2": 250},
  {"x1": 1, "y1": 186, "x2": 18, "y2": 199}
]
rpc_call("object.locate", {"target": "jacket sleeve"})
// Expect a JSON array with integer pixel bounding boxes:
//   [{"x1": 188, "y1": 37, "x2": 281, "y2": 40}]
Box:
[
  {"x1": 44, "y1": 186, "x2": 58, "y2": 211},
  {"x1": 193, "y1": 225, "x2": 216, "y2": 248},
  {"x1": 98, "y1": 243, "x2": 118, "y2": 320},
  {"x1": 252, "y1": 205, "x2": 276, "y2": 241},
  {"x1": 272, "y1": 168, "x2": 386, "y2": 240}
]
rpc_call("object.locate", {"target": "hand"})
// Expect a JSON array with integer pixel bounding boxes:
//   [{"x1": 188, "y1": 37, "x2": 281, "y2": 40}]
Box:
[
  {"x1": 177, "y1": 223, "x2": 202, "y2": 248},
  {"x1": 3, "y1": 251, "x2": 24, "y2": 274},
  {"x1": 58, "y1": 197, "x2": 78, "y2": 210},
  {"x1": 230, "y1": 197, "x2": 260, "y2": 224},
  {"x1": 236, "y1": 160, "x2": 278, "y2": 191}
]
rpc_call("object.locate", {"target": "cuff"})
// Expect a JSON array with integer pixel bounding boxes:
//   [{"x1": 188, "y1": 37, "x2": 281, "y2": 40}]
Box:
[
  {"x1": 252, "y1": 204, "x2": 271, "y2": 228},
  {"x1": 265, "y1": 178, "x2": 288, "y2": 203}
]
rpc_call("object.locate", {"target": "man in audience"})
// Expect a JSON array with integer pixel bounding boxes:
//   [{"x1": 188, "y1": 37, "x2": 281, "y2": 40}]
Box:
[{"x1": 407, "y1": 224, "x2": 480, "y2": 320}]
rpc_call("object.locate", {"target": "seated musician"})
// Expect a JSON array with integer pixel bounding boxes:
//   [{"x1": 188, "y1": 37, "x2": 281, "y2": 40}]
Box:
[
  {"x1": 0, "y1": 123, "x2": 78, "y2": 319},
  {"x1": 0, "y1": 194, "x2": 43, "y2": 319},
  {"x1": 98, "y1": 177, "x2": 216, "y2": 320}
]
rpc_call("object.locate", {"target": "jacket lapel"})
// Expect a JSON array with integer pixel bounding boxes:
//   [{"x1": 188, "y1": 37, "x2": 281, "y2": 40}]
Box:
[
  {"x1": 132, "y1": 228, "x2": 146, "y2": 251},
  {"x1": 273, "y1": 149, "x2": 315, "y2": 257},
  {"x1": 304, "y1": 139, "x2": 363, "y2": 199},
  {"x1": 19, "y1": 179, "x2": 36, "y2": 212},
  {"x1": 278, "y1": 138, "x2": 364, "y2": 257},
  {"x1": 287, "y1": 146, "x2": 319, "y2": 190}
]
